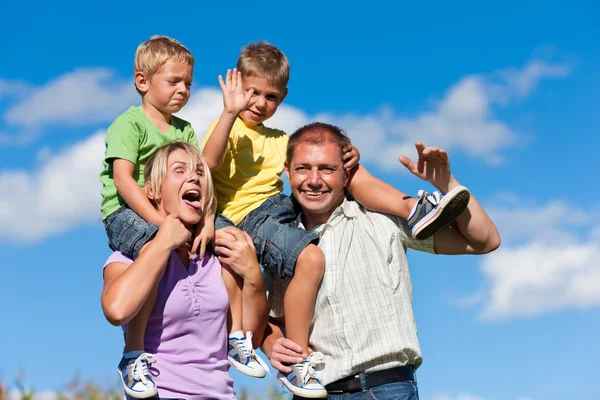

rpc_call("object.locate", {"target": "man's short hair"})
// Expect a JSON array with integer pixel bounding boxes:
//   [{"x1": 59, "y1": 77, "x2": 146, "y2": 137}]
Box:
[
  {"x1": 144, "y1": 141, "x2": 215, "y2": 216},
  {"x1": 237, "y1": 41, "x2": 290, "y2": 91},
  {"x1": 134, "y1": 35, "x2": 194, "y2": 79},
  {"x1": 286, "y1": 122, "x2": 351, "y2": 165}
]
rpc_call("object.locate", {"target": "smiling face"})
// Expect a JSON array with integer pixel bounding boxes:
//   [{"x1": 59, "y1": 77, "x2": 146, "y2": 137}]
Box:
[
  {"x1": 239, "y1": 76, "x2": 287, "y2": 127},
  {"x1": 147, "y1": 148, "x2": 207, "y2": 228},
  {"x1": 286, "y1": 140, "x2": 348, "y2": 229},
  {"x1": 137, "y1": 60, "x2": 193, "y2": 116}
]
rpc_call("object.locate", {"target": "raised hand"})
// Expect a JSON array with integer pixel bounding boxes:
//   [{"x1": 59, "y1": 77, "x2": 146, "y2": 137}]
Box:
[
  {"x1": 218, "y1": 68, "x2": 254, "y2": 116},
  {"x1": 155, "y1": 214, "x2": 192, "y2": 251},
  {"x1": 399, "y1": 142, "x2": 457, "y2": 193}
]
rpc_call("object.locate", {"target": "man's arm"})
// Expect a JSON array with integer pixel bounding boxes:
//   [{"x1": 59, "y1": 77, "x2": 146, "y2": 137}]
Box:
[
  {"x1": 202, "y1": 69, "x2": 253, "y2": 171},
  {"x1": 399, "y1": 142, "x2": 500, "y2": 255}
]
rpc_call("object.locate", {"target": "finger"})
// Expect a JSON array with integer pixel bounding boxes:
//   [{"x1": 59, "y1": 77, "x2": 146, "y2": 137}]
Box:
[
  {"x1": 399, "y1": 156, "x2": 416, "y2": 172},
  {"x1": 191, "y1": 235, "x2": 200, "y2": 254},
  {"x1": 270, "y1": 359, "x2": 292, "y2": 374},
  {"x1": 225, "y1": 69, "x2": 232, "y2": 86},
  {"x1": 242, "y1": 231, "x2": 255, "y2": 248},
  {"x1": 218, "y1": 75, "x2": 226, "y2": 90},
  {"x1": 199, "y1": 238, "x2": 207, "y2": 259},
  {"x1": 244, "y1": 88, "x2": 255, "y2": 102},
  {"x1": 415, "y1": 142, "x2": 426, "y2": 155}
]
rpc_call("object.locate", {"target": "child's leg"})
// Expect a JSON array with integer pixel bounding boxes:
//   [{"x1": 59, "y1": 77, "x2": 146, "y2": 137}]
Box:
[
  {"x1": 284, "y1": 243, "x2": 325, "y2": 354},
  {"x1": 222, "y1": 264, "x2": 243, "y2": 333},
  {"x1": 347, "y1": 165, "x2": 416, "y2": 219}
]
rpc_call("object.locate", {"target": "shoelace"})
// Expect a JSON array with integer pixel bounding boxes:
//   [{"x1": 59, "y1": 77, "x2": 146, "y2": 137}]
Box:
[
  {"x1": 131, "y1": 353, "x2": 156, "y2": 386},
  {"x1": 238, "y1": 332, "x2": 271, "y2": 374},
  {"x1": 416, "y1": 190, "x2": 442, "y2": 206},
  {"x1": 298, "y1": 352, "x2": 324, "y2": 385}
]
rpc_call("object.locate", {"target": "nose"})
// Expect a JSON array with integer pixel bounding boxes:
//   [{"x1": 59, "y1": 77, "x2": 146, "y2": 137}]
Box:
[
  {"x1": 254, "y1": 95, "x2": 266, "y2": 109},
  {"x1": 177, "y1": 81, "x2": 189, "y2": 93},
  {"x1": 187, "y1": 169, "x2": 200, "y2": 183},
  {"x1": 307, "y1": 167, "x2": 321, "y2": 186}
]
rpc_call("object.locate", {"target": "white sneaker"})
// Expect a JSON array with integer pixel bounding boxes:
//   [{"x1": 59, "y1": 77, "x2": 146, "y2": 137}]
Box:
[
  {"x1": 407, "y1": 185, "x2": 471, "y2": 240},
  {"x1": 116, "y1": 352, "x2": 157, "y2": 399},
  {"x1": 277, "y1": 352, "x2": 327, "y2": 398},
  {"x1": 228, "y1": 331, "x2": 270, "y2": 378}
]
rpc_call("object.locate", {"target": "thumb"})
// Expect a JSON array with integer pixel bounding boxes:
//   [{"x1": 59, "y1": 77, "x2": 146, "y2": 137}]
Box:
[{"x1": 399, "y1": 156, "x2": 414, "y2": 171}]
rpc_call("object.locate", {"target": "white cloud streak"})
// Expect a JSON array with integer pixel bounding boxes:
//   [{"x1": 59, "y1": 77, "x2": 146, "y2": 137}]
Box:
[
  {"x1": 459, "y1": 196, "x2": 600, "y2": 321},
  {"x1": 0, "y1": 131, "x2": 105, "y2": 242},
  {"x1": 4, "y1": 68, "x2": 138, "y2": 128}
]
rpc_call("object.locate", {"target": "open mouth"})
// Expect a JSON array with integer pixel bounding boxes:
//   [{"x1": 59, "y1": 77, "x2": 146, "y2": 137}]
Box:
[
  {"x1": 182, "y1": 189, "x2": 202, "y2": 209},
  {"x1": 303, "y1": 190, "x2": 327, "y2": 198}
]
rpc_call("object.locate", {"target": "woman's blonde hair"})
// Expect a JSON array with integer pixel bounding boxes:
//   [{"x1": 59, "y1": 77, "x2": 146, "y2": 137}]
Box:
[{"x1": 144, "y1": 142, "x2": 216, "y2": 216}]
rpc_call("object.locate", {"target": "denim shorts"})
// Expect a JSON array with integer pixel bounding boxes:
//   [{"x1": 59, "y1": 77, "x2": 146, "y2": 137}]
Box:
[
  {"x1": 103, "y1": 206, "x2": 159, "y2": 260},
  {"x1": 215, "y1": 194, "x2": 319, "y2": 278}
]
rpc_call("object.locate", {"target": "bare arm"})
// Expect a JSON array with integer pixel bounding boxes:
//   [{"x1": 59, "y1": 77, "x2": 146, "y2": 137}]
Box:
[
  {"x1": 203, "y1": 69, "x2": 253, "y2": 170},
  {"x1": 101, "y1": 215, "x2": 191, "y2": 325},
  {"x1": 347, "y1": 164, "x2": 415, "y2": 220},
  {"x1": 400, "y1": 143, "x2": 501, "y2": 255},
  {"x1": 214, "y1": 227, "x2": 268, "y2": 348},
  {"x1": 113, "y1": 158, "x2": 164, "y2": 226}
]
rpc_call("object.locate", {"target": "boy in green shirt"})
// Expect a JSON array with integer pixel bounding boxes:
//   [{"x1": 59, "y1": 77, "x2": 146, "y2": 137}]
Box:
[{"x1": 100, "y1": 35, "x2": 224, "y2": 398}]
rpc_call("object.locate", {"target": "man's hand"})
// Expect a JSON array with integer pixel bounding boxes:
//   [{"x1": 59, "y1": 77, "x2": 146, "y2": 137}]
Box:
[
  {"x1": 155, "y1": 214, "x2": 192, "y2": 250},
  {"x1": 192, "y1": 216, "x2": 214, "y2": 259},
  {"x1": 399, "y1": 142, "x2": 459, "y2": 193},
  {"x1": 269, "y1": 337, "x2": 306, "y2": 373},
  {"x1": 218, "y1": 68, "x2": 254, "y2": 116},
  {"x1": 214, "y1": 227, "x2": 260, "y2": 280}
]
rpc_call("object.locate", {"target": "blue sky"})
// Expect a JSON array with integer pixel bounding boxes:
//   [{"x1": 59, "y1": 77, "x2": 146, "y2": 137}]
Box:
[{"x1": 1, "y1": 1, "x2": 599, "y2": 399}]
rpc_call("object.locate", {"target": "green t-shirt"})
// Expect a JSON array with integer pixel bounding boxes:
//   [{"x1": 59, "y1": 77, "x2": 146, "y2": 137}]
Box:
[{"x1": 99, "y1": 106, "x2": 199, "y2": 220}]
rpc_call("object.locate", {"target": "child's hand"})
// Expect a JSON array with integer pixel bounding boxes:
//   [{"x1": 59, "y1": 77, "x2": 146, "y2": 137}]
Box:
[
  {"x1": 192, "y1": 216, "x2": 215, "y2": 259},
  {"x1": 343, "y1": 143, "x2": 360, "y2": 171},
  {"x1": 218, "y1": 68, "x2": 254, "y2": 116}
]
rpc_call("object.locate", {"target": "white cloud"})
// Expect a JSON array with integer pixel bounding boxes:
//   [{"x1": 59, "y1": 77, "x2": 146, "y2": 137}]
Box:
[
  {"x1": 176, "y1": 58, "x2": 568, "y2": 171},
  {"x1": 4, "y1": 68, "x2": 138, "y2": 128},
  {"x1": 0, "y1": 78, "x2": 34, "y2": 99},
  {"x1": 0, "y1": 131, "x2": 105, "y2": 242},
  {"x1": 459, "y1": 196, "x2": 600, "y2": 321},
  {"x1": 479, "y1": 240, "x2": 600, "y2": 321}
]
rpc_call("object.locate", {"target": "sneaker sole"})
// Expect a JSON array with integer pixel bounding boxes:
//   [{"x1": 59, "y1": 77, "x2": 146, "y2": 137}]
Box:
[
  {"x1": 277, "y1": 373, "x2": 327, "y2": 398},
  {"x1": 116, "y1": 368, "x2": 158, "y2": 399},
  {"x1": 413, "y1": 186, "x2": 471, "y2": 240},
  {"x1": 228, "y1": 356, "x2": 267, "y2": 378}
]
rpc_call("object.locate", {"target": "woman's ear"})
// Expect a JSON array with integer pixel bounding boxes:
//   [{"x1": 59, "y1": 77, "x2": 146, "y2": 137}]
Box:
[{"x1": 145, "y1": 181, "x2": 158, "y2": 201}]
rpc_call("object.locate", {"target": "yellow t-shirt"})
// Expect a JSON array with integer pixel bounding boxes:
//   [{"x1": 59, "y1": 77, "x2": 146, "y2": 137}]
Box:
[{"x1": 202, "y1": 118, "x2": 288, "y2": 225}]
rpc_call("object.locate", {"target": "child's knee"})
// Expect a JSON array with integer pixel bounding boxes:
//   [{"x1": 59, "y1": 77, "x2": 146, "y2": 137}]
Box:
[{"x1": 296, "y1": 244, "x2": 325, "y2": 279}]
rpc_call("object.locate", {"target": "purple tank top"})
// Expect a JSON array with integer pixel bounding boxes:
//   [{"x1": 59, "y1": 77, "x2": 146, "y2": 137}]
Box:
[{"x1": 105, "y1": 251, "x2": 235, "y2": 399}]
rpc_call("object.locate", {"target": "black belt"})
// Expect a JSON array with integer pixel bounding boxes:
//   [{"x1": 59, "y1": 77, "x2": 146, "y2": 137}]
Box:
[{"x1": 325, "y1": 365, "x2": 415, "y2": 394}]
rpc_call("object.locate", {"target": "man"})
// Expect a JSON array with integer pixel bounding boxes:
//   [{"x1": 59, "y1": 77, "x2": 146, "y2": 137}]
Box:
[{"x1": 262, "y1": 122, "x2": 501, "y2": 399}]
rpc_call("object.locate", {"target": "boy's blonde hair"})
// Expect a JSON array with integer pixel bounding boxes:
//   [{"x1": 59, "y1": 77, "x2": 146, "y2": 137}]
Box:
[
  {"x1": 144, "y1": 142, "x2": 216, "y2": 216},
  {"x1": 237, "y1": 41, "x2": 290, "y2": 91},
  {"x1": 134, "y1": 35, "x2": 195, "y2": 78}
]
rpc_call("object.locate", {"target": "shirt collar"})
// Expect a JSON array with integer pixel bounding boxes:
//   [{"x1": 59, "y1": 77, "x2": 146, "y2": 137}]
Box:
[{"x1": 296, "y1": 197, "x2": 357, "y2": 234}]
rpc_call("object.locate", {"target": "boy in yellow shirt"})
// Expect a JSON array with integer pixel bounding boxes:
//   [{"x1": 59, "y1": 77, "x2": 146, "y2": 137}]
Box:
[{"x1": 203, "y1": 41, "x2": 470, "y2": 398}]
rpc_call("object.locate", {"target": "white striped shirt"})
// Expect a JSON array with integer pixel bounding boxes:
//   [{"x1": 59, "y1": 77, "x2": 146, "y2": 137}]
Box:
[{"x1": 268, "y1": 198, "x2": 435, "y2": 386}]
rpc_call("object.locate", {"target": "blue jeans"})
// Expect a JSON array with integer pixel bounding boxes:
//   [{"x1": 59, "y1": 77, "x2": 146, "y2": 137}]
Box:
[
  {"x1": 294, "y1": 380, "x2": 419, "y2": 400},
  {"x1": 215, "y1": 194, "x2": 319, "y2": 278},
  {"x1": 104, "y1": 206, "x2": 159, "y2": 260}
]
